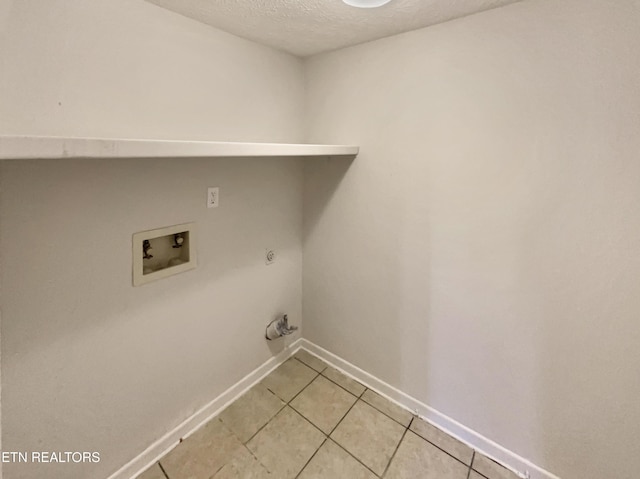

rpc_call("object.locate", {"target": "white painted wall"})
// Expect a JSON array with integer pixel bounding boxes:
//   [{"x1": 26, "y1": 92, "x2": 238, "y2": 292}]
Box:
[
  {"x1": 303, "y1": 1, "x2": 640, "y2": 478},
  {"x1": 0, "y1": 1, "x2": 304, "y2": 478},
  {"x1": 3, "y1": 0, "x2": 639, "y2": 478},
  {"x1": 0, "y1": 0, "x2": 303, "y2": 142}
]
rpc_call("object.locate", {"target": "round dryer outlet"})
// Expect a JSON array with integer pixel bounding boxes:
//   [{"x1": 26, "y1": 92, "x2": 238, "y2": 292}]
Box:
[{"x1": 265, "y1": 249, "x2": 276, "y2": 265}]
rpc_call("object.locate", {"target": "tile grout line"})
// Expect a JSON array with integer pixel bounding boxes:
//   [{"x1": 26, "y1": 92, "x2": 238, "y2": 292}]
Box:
[
  {"x1": 308, "y1": 351, "x2": 482, "y2": 468},
  {"x1": 308, "y1": 360, "x2": 476, "y2": 470},
  {"x1": 244, "y1": 387, "x2": 326, "y2": 478},
  {"x1": 289, "y1": 403, "x2": 330, "y2": 438},
  {"x1": 293, "y1": 355, "x2": 327, "y2": 374},
  {"x1": 287, "y1": 361, "x2": 380, "y2": 477},
  {"x1": 469, "y1": 451, "x2": 495, "y2": 479},
  {"x1": 287, "y1": 357, "x2": 366, "y2": 435},
  {"x1": 157, "y1": 461, "x2": 170, "y2": 479},
  {"x1": 146, "y1": 359, "x2": 364, "y2": 479},
  {"x1": 243, "y1": 360, "x2": 328, "y2": 475},
  {"x1": 211, "y1": 462, "x2": 226, "y2": 477},
  {"x1": 326, "y1": 396, "x2": 394, "y2": 478},
  {"x1": 296, "y1": 348, "x2": 533, "y2": 477},
  {"x1": 380, "y1": 424, "x2": 409, "y2": 479},
  {"x1": 144, "y1": 357, "x2": 480, "y2": 479},
  {"x1": 284, "y1": 407, "x2": 349, "y2": 477},
  {"x1": 321, "y1": 369, "x2": 366, "y2": 399},
  {"x1": 326, "y1": 393, "x2": 360, "y2": 437},
  {"x1": 409, "y1": 423, "x2": 476, "y2": 469},
  {"x1": 242, "y1": 399, "x2": 287, "y2": 445},
  {"x1": 302, "y1": 358, "x2": 480, "y2": 474},
  {"x1": 289, "y1": 395, "x2": 352, "y2": 439},
  {"x1": 153, "y1": 361, "x2": 389, "y2": 478},
  {"x1": 242, "y1": 369, "x2": 324, "y2": 478},
  {"x1": 244, "y1": 445, "x2": 271, "y2": 474},
  {"x1": 296, "y1": 354, "x2": 369, "y2": 400},
  {"x1": 236, "y1": 440, "x2": 282, "y2": 479},
  {"x1": 295, "y1": 357, "x2": 369, "y2": 403},
  {"x1": 329, "y1": 438, "x2": 384, "y2": 478},
  {"x1": 360, "y1": 388, "x2": 412, "y2": 429},
  {"x1": 293, "y1": 437, "x2": 328, "y2": 479},
  {"x1": 286, "y1": 400, "x2": 379, "y2": 477},
  {"x1": 467, "y1": 451, "x2": 476, "y2": 479},
  {"x1": 286, "y1": 372, "x2": 321, "y2": 406},
  {"x1": 469, "y1": 452, "x2": 517, "y2": 479}
]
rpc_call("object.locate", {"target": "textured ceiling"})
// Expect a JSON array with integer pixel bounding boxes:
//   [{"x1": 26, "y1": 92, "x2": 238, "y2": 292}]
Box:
[{"x1": 145, "y1": 0, "x2": 522, "y2": 57}]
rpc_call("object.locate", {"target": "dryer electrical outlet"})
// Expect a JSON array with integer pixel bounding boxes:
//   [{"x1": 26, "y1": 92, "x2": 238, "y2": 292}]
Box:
[{"x1": 265, "y1": 249, "x2": 276, "y2": 265}]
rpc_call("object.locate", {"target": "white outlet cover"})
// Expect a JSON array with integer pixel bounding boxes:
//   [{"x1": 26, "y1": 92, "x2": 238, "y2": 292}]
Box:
[{"x1": 207, "y1": 187, "x2": 219, "y2": 208}]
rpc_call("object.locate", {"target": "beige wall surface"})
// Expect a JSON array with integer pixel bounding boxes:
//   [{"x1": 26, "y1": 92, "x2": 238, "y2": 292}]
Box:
[
  {"x1": 0, "y1": 0, "x2": 304, "y2": 142},
  {"x1": 303, "y1": 1, "x2": 640, "y2": 478},
  {"x1": 0, "y1": 1, "x2": 305, "y2": 478},
  {"x1": 3, "y1": 0, "x2": 640, "y2": 478}
]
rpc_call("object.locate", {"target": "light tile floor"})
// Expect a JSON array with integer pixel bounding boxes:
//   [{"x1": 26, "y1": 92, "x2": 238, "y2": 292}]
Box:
[{"x1": 136, "y1": 351, "x2": 521, "y2": 479}]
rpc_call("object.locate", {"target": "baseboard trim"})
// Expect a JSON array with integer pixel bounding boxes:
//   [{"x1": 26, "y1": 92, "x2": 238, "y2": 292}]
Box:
[
  {"x1": 108, "y1": 336, "x2": 559, "y2": 479},
  {"x1": 107, "y1": 338, "x2": 303, "y2": 479},
  {"x1": 300, "y1": 339, "x2": 560, "y2": 479}
]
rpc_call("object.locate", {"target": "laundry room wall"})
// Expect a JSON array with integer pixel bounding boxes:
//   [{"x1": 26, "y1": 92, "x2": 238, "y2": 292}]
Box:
[
  {"x1": 303, "y1": 1, "x2": 640, "y2": 477},
  {"x1": 0, "y1": 1, "x2": 305, "y2": 478}
]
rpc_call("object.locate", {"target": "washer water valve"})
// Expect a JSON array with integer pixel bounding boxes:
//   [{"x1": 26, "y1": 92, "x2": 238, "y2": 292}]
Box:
[
  {"x1": 265, "y1": 314, "x2": 298, "y2": 340},
  {"x1": 173, "y1": 233, "x2": 185, "y2": 248},
  {"x1": 143, "y1": 240, "x2": 153, "y2": 259}
]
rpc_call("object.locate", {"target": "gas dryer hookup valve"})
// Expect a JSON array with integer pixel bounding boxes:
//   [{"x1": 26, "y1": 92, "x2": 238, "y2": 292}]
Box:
[{"x1": 265, "y1": 314, "x2": 298, "y2": 340}]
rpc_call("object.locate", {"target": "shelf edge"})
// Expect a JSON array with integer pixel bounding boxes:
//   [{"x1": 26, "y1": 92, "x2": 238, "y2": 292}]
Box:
[{"x1": 0, "y1": 136, "x2": 359, "y2": 160}]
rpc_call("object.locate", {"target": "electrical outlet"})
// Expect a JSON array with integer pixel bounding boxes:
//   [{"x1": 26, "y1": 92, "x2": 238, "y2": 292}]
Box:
[
  {"x1": 265, "y1": 249, "x2": 276, "y2": 265},
  {"x1": 207, "y1": 187, "x2": 219, "y2": 208}
]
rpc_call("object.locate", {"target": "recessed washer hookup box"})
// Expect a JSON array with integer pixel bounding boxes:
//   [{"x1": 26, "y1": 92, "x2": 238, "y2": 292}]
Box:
[{"x1": 132, "y1": 222, "x2": 196, "y2": 286}]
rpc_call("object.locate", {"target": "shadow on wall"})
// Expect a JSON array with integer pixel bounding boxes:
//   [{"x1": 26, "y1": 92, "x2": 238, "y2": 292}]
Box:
[
  {"x1": 302, "y1": 151, "x2": 420, "y2": 393},
  {"x1": 302, "y1": 155, "x2": 355, "y2": 244}
]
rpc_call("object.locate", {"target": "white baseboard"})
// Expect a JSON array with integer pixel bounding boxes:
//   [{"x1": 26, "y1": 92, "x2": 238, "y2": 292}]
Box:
[
  {"x1": 300, "y1": 339, "x2": 560, "y2": 479},
  {"x1": 107, "y1": 338, "x2": 303, "y2": 479},
  {"x1": 108, "y1": 336, "x2": 559, "y2": 479}
]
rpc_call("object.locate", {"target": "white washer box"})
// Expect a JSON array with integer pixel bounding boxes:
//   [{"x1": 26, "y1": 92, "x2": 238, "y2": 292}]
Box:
[{"x1": 132, "y1": 222, "x2": 196, "y2": 286}]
